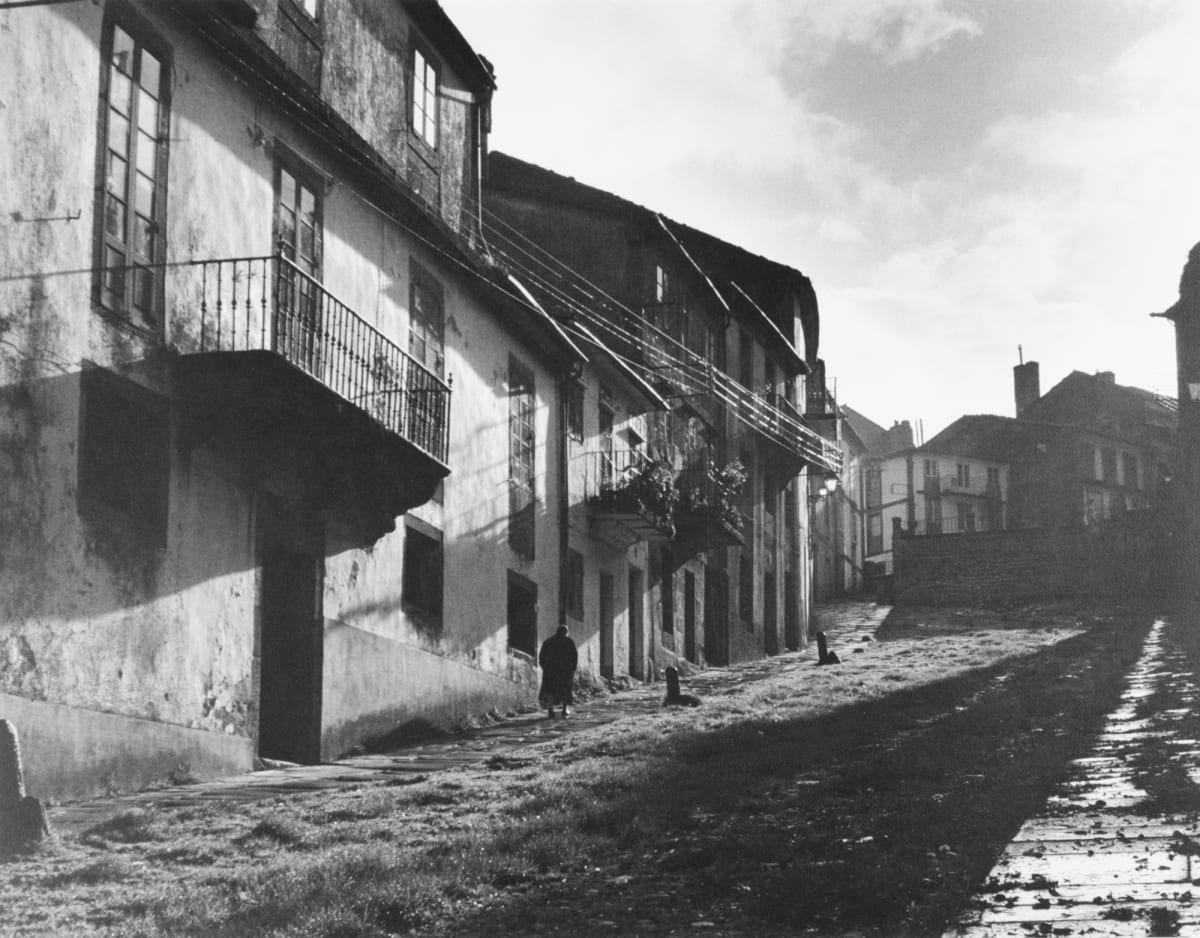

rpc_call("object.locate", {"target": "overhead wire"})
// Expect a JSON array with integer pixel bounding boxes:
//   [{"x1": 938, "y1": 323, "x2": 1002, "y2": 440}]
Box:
[{"x1": 461, "y1": 193, "x2": 840, "y2": 467}]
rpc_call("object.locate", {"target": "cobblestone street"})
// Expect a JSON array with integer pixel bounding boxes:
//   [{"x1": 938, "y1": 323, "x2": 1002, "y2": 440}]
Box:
[{"x1": 949, "y1": 617, "x2": 1200, "y2": 937}]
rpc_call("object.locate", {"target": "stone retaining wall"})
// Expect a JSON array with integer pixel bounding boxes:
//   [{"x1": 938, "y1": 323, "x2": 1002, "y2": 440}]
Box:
[{"x1": 893, "y1": 514, "x2": 1163, "y2": 606}]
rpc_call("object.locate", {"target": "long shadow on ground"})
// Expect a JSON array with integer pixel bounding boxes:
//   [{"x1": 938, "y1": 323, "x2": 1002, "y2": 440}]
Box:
[{"x1": 439, "y1": 608, "x2": 1153, "y2": 938}]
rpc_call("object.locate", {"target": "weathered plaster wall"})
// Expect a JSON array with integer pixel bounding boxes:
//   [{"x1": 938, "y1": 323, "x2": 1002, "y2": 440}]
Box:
[
  {"x1": 318, "y1": 243, "x2": 561, "y2": 750},
  {"x1": 0, "y1": 7, "x2": 261, "y2": 794},
  {"x1": 322, "y1": 0, "x2": 478, "y2": 231},
  {"x1": 0, "y1": 3, "x2": 544, "y2": 797}
]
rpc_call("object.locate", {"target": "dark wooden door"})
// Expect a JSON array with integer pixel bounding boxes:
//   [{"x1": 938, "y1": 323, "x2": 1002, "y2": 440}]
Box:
[{"x1": 258, "y1": 500, "x2": 323, "y2": 764}]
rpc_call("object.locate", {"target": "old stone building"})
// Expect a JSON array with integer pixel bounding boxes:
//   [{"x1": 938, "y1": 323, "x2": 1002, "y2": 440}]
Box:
[
  {"x1": 484, "y1": 152, "x2": 842, "y2": 668},
  {"x1": 0, "y1": 0, "x2": 584, "y2": 800}
]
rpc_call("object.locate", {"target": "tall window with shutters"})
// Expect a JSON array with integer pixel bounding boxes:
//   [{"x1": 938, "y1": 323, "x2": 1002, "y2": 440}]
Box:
[{"x1": 96, "y1": 14, "x2": 170, "y2": 331}]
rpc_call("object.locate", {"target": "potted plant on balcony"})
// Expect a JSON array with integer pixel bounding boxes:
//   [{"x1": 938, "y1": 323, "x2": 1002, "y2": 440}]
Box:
[
  {"x1": 596, "y1": 458, "x2": 679, "y2": 536},
  {"x1": 675, "y1": 459, "x2": 747, "y2": 548}
]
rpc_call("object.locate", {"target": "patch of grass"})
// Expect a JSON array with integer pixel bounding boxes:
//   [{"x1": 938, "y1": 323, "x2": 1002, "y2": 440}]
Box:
[
  {"x1": 81, "y1": 809, "x2": 164, "y2": 846},
  {"x1": 44, "y1": 857, "x2": 131, "y2": 887},
  {"x1": 238, "y1": 815, "x2": 310, "y2": 849}
]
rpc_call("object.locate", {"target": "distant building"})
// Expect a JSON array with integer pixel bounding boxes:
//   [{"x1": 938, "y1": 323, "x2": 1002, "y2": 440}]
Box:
[
  {"x1": 1011, "y1": 366, "x2": 1175, "y2": 527},
  {"x1": 863, "y1": 365, "x2": 1177, "y2": 576},
  {"x1": 860, "y1": 417, "x2": 1008, "y2": 574}
]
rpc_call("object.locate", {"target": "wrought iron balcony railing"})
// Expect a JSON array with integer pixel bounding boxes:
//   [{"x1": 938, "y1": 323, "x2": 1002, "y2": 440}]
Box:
[
  {"x1": 580, "y1": 448, "x2": 676, "y2": 543},
  {"x1": 186, "y1": 254, "x2": 450, "y2": 463}
]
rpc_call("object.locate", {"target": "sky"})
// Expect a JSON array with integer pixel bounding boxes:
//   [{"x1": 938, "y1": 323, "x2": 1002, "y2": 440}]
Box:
[{"x1": 441, "y1": 0, "x2": 1199, "y2": 439}]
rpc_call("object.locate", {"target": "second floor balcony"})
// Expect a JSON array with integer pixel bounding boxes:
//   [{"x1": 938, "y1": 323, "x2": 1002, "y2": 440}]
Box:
[
  {"x1": 582, "y1": 449, "x2": 676, "y2": 550},
  {"x1": 174, "y1": 253, "x2": 451, "y2": 538},
  {"x1": 674, "y1": 458, "x2": 747, "y2": 554}
]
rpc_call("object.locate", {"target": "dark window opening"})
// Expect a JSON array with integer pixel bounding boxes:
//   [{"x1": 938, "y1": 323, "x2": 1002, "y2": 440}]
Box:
[
  {"x1": 1101, "y1": 447, "x2": 1118, "y2": 484},
  {"x1": 402, "y1": 520, "x2": 443, "y2": 627},
  {"x1": 507, "y1": 572, "x2": 538, "y2": 657},
  {"x1": 565, "y1": 548, "x2": 584, "y2": 621},
  {"x1": 566, "y1": 381, "x2": 584, "y2": 442},
  {"x1": 78, "y1": 366, "x2": 169, "y2": 545}
]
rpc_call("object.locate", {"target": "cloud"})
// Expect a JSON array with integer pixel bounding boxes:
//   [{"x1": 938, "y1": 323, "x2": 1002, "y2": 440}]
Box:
[{"x1": 787, "y1": 0, "x2": 982, "y2": 65}]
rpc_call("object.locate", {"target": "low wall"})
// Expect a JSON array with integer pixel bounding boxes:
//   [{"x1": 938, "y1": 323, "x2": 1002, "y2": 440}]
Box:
[
  {"x1": 893, "y1": 515, "x2": 1162, "y2": 607},
  {"x1": 1, "y1": 692, "x2": 254, "y2": 803}
]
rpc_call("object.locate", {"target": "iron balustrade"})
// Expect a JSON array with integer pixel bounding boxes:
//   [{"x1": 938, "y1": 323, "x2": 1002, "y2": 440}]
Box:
[
  {"x1": 188, "y1": 253, "x2": 450, "y2": 463},
  {"x1": 580, "y1": 448, "x2": 650, "y2": 500}
]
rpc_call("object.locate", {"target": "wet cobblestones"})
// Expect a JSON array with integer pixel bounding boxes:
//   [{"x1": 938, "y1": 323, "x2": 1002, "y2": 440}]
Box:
[{"x1": 948, "y1": 617, "x2": 1200, "y2": 937}]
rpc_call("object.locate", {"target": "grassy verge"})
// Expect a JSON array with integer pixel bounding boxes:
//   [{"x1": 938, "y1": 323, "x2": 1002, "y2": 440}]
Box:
[{"x1": 0, "y1": 601, "x2": 1152, "y2": 938}]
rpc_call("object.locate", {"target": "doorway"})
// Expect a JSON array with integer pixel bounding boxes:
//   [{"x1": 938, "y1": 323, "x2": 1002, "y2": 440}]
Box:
[
  {"x1": 704, "y1": 566, "x2": 729, "y2": 666},
  {"x1": 628, "y1": 565, "x2": 644, "y2": 680},
  {"x1": 257, "y1": 499, "x2": 324, "y2": 764},
  {"x1": 599, "y1": 571, "x2": 615, "y2": 679},
  {"x1": 764, "y1": 570, "x2": 778, "y2": 656},
  {"x1": 684, "y1": 570, "x2": 697, "y2": 662}
]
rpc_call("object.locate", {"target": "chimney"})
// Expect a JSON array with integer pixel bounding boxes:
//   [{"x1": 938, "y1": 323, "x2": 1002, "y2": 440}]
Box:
[
  {"x1": 1095, "y1": 371, "x2": 1115, "y2": 385},
  {"x1": 881, "y1": 419, "x2": 914, "y2": 452},
  {"x1": 1014, "y1": 360, "x2": 1040, "y2": 418}
]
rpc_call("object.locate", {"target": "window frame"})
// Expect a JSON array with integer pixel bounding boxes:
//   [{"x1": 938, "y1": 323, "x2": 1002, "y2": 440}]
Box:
[
  {"x1": 410, "y1": 35, "x2": 440, "y2": 151},
  {"x1": 1100, "y1": 447, "x2": 1118, "y2": 484},
  {"x1": 509, "y1": 358, "x2": 536, "y2": 492},
  {"x1": 506, "y1": 571, "x2": 538, "y2": 657},
  {"x1": 93, "y1": 7, "x2": 171, "y2": 335},
  {"x1": 565, "y1": 548, "x2": 585, "y2": 621},
  {"x1": 408, "y1": 259, "x2": 445, "y2": 379},
  {"x1": 402, "y1": 517, "x2": 444, "y2": 627},
  {"x1": 508, "y1": 357, "x2": 537, "y2": 559}
]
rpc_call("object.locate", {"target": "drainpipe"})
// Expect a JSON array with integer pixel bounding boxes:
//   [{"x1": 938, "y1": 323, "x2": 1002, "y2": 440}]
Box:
[
  {"x1": 475, "y1": 97, "x2": 493, "y2": 260},
  {"x1": 556, "y1": 368, "x2": 579, "y2": 628}
]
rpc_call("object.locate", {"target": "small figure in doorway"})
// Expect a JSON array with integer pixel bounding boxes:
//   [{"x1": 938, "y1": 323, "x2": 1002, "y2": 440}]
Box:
[
  {"x1": 663, "y1": 666, "x2": 701, "y2": 707},
  {"x1": 538, "y1": 625, "x2": 578, "y2": 718}
]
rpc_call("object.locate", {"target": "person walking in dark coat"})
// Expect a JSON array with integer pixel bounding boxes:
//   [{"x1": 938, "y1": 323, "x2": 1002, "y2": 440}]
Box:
[{"x1": 538, "y1": 625, "x2": 578, "y2": 718}]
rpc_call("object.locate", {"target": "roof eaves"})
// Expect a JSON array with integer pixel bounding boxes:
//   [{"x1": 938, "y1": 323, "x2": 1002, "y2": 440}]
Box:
[
  {"x1": 568, "y1": 322, "x2": 669, "y2": 414},
  {"x1": 727, "y1": 281, "x2": 806, "y2": 375},
  {"x1": 502, "y1": 272, "x2": 588, "y2": 365}
]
